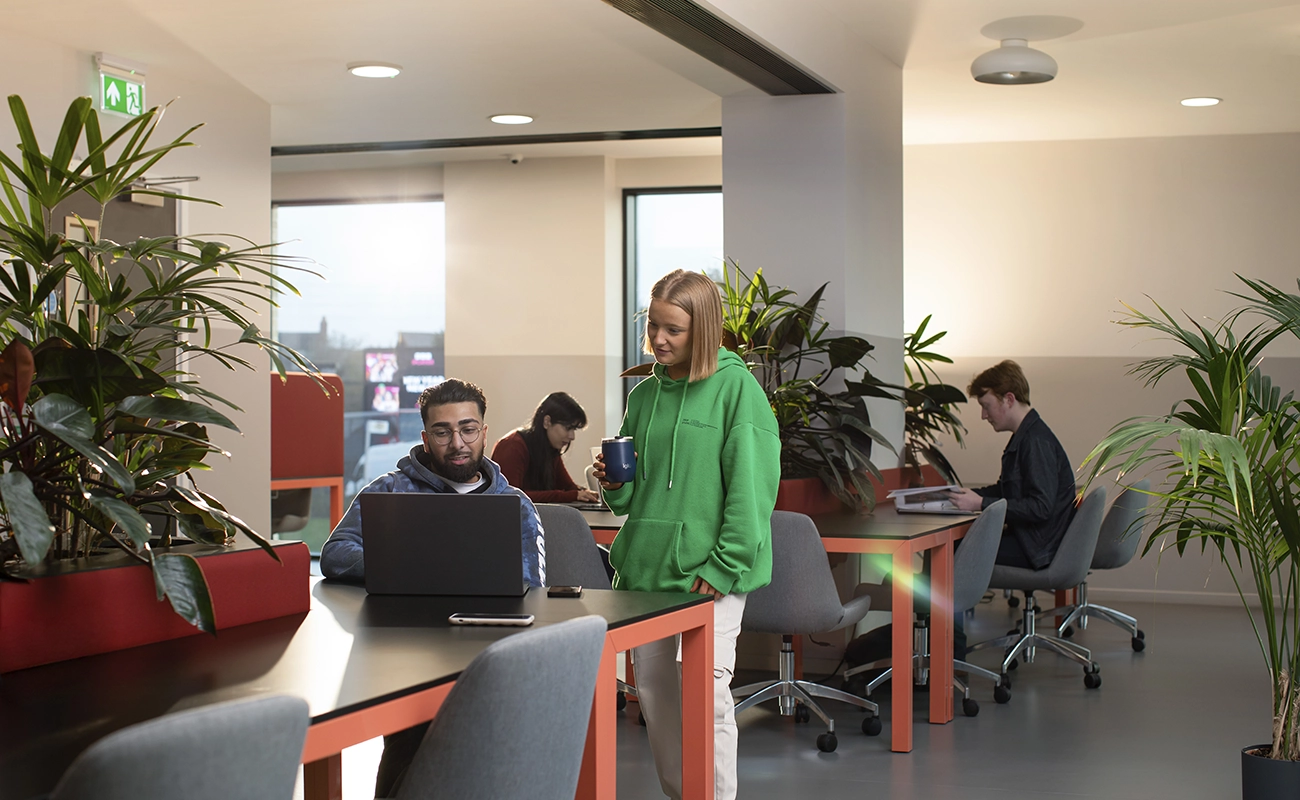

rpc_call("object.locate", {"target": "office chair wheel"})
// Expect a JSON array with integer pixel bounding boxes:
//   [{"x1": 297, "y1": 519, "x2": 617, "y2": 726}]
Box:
[
  {"x1": 1007, "y1": 595, "x2": 1020, "y2": 608},
  {"x1": 1062, "y1": 625, "x2": 1075, "y2": 638},
  {"x1": 638, "y1": 711, "x2": 647, "y2": 726},
  {"x1": 1132, "y1": 636, "x2": 1146, "y2": 652},
  {"x1": 999, "y1": 674, "x2": 1012, "y2": 691},
  {"x1": 994, "y1": 684, "x2": 1011, "y2": 704},
  {"x1": 1136, "y1": 629, "x2": 1146, "y2": 640},
  {"x1": 962, "y1": 697, "x2": 980, "y2": 717},
  {"x1": 616, "y1": 691, "x2": 627, "y2": 711},
  {"x1": 1006, "y1": 627, "x2": 1021, "y2": 636},
  {"x1": 816, "y1": 732, "x2": 838, "y2": 753},
  {"x1": 862, "y1": 715, "x2": 882, "y2": 736},
  {"x1": 794, "y1": 704, "x2": 811, "y2": 723},
  {"x1": 1007, "y1": 657, "x2": 1019, "y2": 671},
  {"x1": 1084, "y1": 671, "x2": 1102, "y2": 689}
]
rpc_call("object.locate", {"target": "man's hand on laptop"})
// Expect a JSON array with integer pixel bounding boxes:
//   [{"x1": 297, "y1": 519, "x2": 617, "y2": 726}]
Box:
[
  {"x1": 576, "y1": 488, "x2": 601, "y2": 503},
  {"x1": 947, "y1": 488, "x2": 984, "y2": 512}
]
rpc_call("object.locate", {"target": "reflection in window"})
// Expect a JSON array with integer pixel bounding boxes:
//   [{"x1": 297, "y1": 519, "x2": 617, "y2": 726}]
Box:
[{"x1": 271, "y1": 201, "x2": 446, "y2": 551}]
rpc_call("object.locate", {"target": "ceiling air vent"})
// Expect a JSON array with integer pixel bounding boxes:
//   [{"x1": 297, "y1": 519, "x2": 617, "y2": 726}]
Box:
[{"x1": 602, "y1": 0, "x2": 834, "y2": 95}]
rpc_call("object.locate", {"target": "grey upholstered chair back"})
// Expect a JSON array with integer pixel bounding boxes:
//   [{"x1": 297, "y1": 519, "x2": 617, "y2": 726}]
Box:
[
  {"x1": 1091, "y1": 480, "x2": 1151, "y2": 570},
  {"x1": 50, "y1": 695, "x2": 309, "y2": 800},
  {"x1": 953, "y1": 500, "x2": 1008, "y2": 614},
  {"x1": 1043, "y1": 487, "x2": 1108, "y2": 588},
  {"x1": 743, "y1": 511, "x2": 864, "y2": 634},
  {"x1": 396, "y1": 615, "x2": 608, "y2": 800},
  {"x1": 536, "y1": 504, "x2": 612, "y2": 589}
]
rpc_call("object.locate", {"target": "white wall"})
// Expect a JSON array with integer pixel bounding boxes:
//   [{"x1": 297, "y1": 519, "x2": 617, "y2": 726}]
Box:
[
  {"x1": 0, "y1": 22, "x2": 275, "y2": 536},
  {"x1": 906, "y1": 132, "x2": 1300, "y2": 604}
]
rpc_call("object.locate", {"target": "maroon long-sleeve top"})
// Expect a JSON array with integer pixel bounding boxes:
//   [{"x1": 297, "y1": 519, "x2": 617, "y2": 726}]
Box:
[{"x1": 491, "y1": 430, "x2": 584, "y2": 503}]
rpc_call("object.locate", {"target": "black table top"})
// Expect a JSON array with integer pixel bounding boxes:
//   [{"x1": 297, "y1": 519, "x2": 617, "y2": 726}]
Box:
[
  {"x1": 0, "y1": 582, "x2": 707, "y2": 800},
  {"x1": 810, "y1": 505, "x2": 977, "y2": 541},
  {"x1": 581, "y1": 505, "x2": 974, "y2": 541}
]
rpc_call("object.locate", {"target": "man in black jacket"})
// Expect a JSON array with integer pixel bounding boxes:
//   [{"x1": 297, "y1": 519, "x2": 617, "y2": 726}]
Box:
[{"x1": 948, "y1": 361, "x2": 1076, "y2": 569}]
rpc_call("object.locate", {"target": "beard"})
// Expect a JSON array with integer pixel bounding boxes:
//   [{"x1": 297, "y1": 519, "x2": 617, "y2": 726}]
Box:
[{"x1": 429, "y1": 446, "x2": 482, "y2": 484}]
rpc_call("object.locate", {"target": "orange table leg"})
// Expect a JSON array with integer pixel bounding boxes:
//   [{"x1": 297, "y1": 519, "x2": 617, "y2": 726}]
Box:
[
  {"x1": 329, "y1": 479, "x2": 344, "y2": 529},
  {"x1": 578, "y1": 642, "x2": 618, "y2": 800},
  {"x1": 680, "y1": 608, "x2": 715, "y2": 800},
  {"x1": 793, "y1": 635, "x2": 804, "y2": 680},
  {"x1": 929, "y1": 537, "x2": 954, "y2": 724},
  {"x1": 890, "y1": 546, "x2": 914, "y2": 752},
  {"x1": 304, "y1": 754, "x2": 342, "y2": 800}
]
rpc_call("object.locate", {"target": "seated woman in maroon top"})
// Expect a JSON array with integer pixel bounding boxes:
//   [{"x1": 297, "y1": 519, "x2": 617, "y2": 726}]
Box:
[{"x1": 491, "y1": 392, "x2": 601, "y2": 504}]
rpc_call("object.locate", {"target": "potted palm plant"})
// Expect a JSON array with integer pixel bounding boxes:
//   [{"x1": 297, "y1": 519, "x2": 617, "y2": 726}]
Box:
[
  {"x1": 897, "y1": 315, "x2": 967, "y2": 485},
  {"x1": 719, "y1": 261, "x2": 893, "y2": 513},
  {"x1": 1080, "y1": 277, "x2": 1300, "y2": 798},
  {"x1": 0, "y1": 95, "x2": 318, "y2": 666}
]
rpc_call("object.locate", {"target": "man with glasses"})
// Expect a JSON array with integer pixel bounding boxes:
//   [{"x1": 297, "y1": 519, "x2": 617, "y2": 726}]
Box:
[{"x1": 320, "y1": 378, "x2": 545, "y2": 797}]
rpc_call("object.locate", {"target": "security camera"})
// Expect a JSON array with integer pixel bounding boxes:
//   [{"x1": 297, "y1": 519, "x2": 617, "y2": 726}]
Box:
[{"x1": 506, "y1": 153, "x2": 524, "y2": 165}]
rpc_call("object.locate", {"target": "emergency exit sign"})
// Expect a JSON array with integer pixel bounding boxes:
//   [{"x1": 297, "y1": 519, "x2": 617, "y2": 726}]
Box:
[{"x1": 100, "y1": 73, "x2": 145, "y2": 116}]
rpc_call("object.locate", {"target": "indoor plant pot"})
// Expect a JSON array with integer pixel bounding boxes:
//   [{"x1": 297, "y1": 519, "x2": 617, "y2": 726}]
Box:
[
  {"x1": 1243, "y1": 745, "x2": 1300, "y2": 799},
  {"x1": 0, "y1": 95, "x2": 319, "y2": 643},
  {"x1": 1083, "y1": 277, "x2": 1300, "y2": 787}
]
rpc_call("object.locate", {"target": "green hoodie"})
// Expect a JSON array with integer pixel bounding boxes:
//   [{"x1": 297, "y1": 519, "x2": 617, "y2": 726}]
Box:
[{"x1": 605, "y1": 348, "x2": 781, "y2": 595}]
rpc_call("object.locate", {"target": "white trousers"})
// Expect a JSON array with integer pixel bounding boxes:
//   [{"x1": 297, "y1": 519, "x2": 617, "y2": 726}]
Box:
[{"x1": 631, "y1": 592, "x2": 746, "y2": 800}]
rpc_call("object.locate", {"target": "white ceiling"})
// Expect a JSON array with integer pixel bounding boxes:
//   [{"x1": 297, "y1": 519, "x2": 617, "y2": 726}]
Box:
[{"x1": 46, "y1": 0, "x2": 1300, "y2": 165}]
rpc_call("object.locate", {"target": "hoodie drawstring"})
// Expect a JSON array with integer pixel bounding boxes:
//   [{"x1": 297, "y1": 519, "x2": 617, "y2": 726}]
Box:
[{"x1": 644, "y1": 373, "x2": 687, "y2": 489}]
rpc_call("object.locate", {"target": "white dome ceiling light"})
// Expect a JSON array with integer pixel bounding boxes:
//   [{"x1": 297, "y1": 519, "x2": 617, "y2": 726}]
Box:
[
  {"x1": 1181, "y1": 97, "x2": 1222, "y2": 107},
  {"x1": 972, "y1": 39, "x2": 1057, "y2": 85},
  {"x1": 972, "y1": 16, "x2": 1083, "y2": 86}
]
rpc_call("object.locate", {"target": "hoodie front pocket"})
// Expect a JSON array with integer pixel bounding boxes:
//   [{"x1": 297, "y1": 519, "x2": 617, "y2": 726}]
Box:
[{"x1": 609, "y1": 517, "x2": 690, "y2": 592}]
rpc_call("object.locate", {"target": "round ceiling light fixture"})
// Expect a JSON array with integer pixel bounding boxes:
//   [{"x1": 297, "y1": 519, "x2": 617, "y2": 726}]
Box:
[
  {"x1": 347, "y1": 62, "x2": 402, "y2": 79},
  {"x1": 490, "y1": 114, "x2": 534, "y2": 125},
  {"x1": 1180, "y1": 97, "x2": 1221, "y2": 107},
  {"x1": 971, "y1": 16, "x2": 1082, "y2": 86},
  {"x1": 971, "y1": 39, "x2": 1057, "y2": 84}
]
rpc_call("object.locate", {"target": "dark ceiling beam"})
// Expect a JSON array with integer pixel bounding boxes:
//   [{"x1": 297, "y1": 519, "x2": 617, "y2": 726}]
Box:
[{"x1": 271, "y1": 126, "x2": 722, "y2": 157}]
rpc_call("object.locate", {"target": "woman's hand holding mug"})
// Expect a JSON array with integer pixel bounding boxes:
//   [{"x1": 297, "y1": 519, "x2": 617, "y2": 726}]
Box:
[{"x1": 593, "y1": 451, "x2": 636, "y2": 491}]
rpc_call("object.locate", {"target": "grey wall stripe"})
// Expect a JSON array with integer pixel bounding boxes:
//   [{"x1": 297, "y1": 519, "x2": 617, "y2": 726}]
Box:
[{"x1": 272, "y1": 126, "x2": 722, "y2": 158}]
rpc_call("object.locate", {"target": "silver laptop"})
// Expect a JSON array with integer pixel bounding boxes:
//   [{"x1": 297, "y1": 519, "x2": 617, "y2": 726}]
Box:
[{"x1": 361, "y1": 493, "x2": 528, "y2": 596}]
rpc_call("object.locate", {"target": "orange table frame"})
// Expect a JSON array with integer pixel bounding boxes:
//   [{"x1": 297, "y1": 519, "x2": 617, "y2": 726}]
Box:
[
  {"x1": 300, "y1": 601, "x2": 715, "y2": 800},
  {"x1": 589, "y1": 519, "x2": 971, "y2": 754},
  {"x1": 271, "y1": 476, "x2": 344, "y2": 530}
]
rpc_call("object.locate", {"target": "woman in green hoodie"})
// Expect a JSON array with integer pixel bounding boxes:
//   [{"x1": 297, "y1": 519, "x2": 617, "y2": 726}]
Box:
[{"x1": 593, "y1": 269, "x2": 781, "y2": 800}]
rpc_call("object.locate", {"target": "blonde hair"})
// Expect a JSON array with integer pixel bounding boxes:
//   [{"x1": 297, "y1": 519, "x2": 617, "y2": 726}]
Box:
[{"x1": 643, "y1": 269, "x2": 722, "y2": 382}]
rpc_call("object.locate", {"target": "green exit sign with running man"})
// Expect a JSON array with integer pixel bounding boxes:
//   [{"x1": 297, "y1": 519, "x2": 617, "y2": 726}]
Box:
[{"x1": 100, "y1": 73, "x2": 145, "y2": 117}]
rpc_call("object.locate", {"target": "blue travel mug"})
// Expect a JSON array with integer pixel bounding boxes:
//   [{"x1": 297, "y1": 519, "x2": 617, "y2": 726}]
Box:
[{"x1": 602, "y1": 437, "x2": 636, "y2": 484}]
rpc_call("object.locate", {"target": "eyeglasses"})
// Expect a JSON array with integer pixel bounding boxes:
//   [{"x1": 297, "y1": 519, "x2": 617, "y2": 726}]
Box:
[{"x1": 427, "y1": 425, "x2": 482, "y2": 445}]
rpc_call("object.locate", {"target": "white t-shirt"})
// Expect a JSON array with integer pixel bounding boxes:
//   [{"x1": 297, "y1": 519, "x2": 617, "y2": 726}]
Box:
[{"x1": 443, "y1": 474, "x2": 487, "y2": 494}]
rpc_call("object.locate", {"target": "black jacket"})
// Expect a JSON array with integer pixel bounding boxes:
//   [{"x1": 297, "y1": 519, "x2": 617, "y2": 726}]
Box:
[{"x1": 973, "y1": 409, "x2": 1076, "y2": 569}]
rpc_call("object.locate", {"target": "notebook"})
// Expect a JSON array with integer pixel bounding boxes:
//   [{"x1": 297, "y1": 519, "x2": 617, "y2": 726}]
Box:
[
  {"x1": 886, "y1": 485, "x2": 971, "y2": 515},
  {"x1": 360, "y1": 493, "x2": 528, "y2": 596}
]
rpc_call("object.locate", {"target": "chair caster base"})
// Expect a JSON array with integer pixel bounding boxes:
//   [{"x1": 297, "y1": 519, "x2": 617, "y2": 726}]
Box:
[
  {"x1": 1132, "y1": 636, "x2": 1146, "y2": 652},
  {"x1": 994, "y1": 684, "x2": 1011, "y2": 704},
  {"x1": 962, "y1": 697, "x2": 979, "y2": 717},
  {"x1": 794, "y1": 704, "x2": 811, "y2": 723},
  {"x1": 862, "y1": 715, "x2": 882, "y2": 736},
  {"x1": 816, "y1": 732, "x2": 838, "y2": 752},
  {"x1": 616, "y1": 691, "x2": 627, "y2": 711}
]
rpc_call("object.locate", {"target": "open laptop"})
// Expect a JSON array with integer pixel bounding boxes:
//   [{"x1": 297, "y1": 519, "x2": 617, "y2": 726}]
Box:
[
  {"x1": 361, "y1": 493, "x2": 528, "y2": 596},
  {"x1": 887, "y1": 485, "x2": 973, "y2": 515}
]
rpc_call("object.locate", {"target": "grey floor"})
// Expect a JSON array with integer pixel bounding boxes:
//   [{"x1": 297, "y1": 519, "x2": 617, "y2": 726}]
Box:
[{"x1": 615, "y1": 597, "x2": 1267, "y2": 799}]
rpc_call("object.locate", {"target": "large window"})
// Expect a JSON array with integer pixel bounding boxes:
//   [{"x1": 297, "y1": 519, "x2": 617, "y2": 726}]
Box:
[
  {"x1": 624, "y1": 188, "x2": 723, "y2": 372},
  {"x1": 271, "y1": 200, "x2": 446, "y2": 550}
]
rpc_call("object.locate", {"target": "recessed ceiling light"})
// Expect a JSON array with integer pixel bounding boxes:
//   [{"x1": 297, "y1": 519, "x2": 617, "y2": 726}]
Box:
[
  {"x1": 1181, "y1": 97, "x2": 1221, "y2": 107},
  {"x1": 490, "y1": 114, "x2": 534, "y2": 125},
  {"x1": 347, "y1": 62, "x2": 401, "y2": 79}
]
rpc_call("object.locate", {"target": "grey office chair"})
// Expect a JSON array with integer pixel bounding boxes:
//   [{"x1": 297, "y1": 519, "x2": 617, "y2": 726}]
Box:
[
  {"x1": 732, "y1": 511, "x2": 881, "y2": 753},
  {"x1": 49, "y1": 694, "x2": 309, "y2": 800},
  {"x1": 536, "y1": 504, "x2": 638, "y2": 711},
  {"x1": 1043, "y1": 480, "x2": 1151, "y2": 652},
  {"x1": 845, "y1": 500, "x2": 1011, "y2": 717},
  {"x1": 970, "y1": 487, "x2": 1108, "y2": 689},
  {"x1": 396, "y1": 615, "x2": 607, "y2": 800}
]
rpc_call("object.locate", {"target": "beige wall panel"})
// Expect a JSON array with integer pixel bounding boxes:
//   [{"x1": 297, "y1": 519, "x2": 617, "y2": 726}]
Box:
[
  {"x1": 272, "y1": 166, "x2": 445, "y2": 204},
  {"x1": 616, "y1": 156, "x2": 721, "y2": 189}
]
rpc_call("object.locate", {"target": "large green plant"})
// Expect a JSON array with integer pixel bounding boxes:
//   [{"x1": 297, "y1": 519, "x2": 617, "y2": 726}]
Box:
[
  {"x1": 1081, "y1": 277, "x2": 1300, "y2": 760},
  {"x1": 0, "y1": 96, "x2": 317, "y2": 632},
  {"x1": 719, "y1": 261, "x2": 893, "y2": 513},
  {"x1": 898, "y1": 315, "x2": 967, "y2": 484}
]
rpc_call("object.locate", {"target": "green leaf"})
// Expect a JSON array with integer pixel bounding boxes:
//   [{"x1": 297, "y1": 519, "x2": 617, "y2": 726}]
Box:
[
  {"x1": 151, "y1": 552, "x2": 215, "y2": 633},
  {"x1": 34, "y1": 347, "x2": 167, "y2": 411},
  {"x1": 88, "y1": 494, "x2": 152, "y2": 549},
  {"x1": 117, "y1": 395, "x2": 239, "y2": 431},
  {"x1": 0, "y1": 471, "x2": 55, "y2": 564},
  {"x1": 31, "y1": 392, "x2": 94, "y2": 440},
  {"x1": 826, "y1": 336, "x2": 874, "y2": 369}
]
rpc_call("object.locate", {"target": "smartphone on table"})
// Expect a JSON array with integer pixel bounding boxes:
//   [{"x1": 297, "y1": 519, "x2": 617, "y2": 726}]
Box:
[{"x1": 447, "y1": 613, "x2": 535, "y2": 627}]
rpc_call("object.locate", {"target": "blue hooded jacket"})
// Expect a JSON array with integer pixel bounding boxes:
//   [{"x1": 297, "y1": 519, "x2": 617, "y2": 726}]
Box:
[{"x1": 320, "y1": 444, "x2": 546, "y2": 586}]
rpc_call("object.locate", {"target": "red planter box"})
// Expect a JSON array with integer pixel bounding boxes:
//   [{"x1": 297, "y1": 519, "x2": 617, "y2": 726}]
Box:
[
  {"x1": 775, "y1": 466, "x2": 948, "y2": 516},
  {"x1": 0, "y1": 540, "x2": 310, "y2": 674}
]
